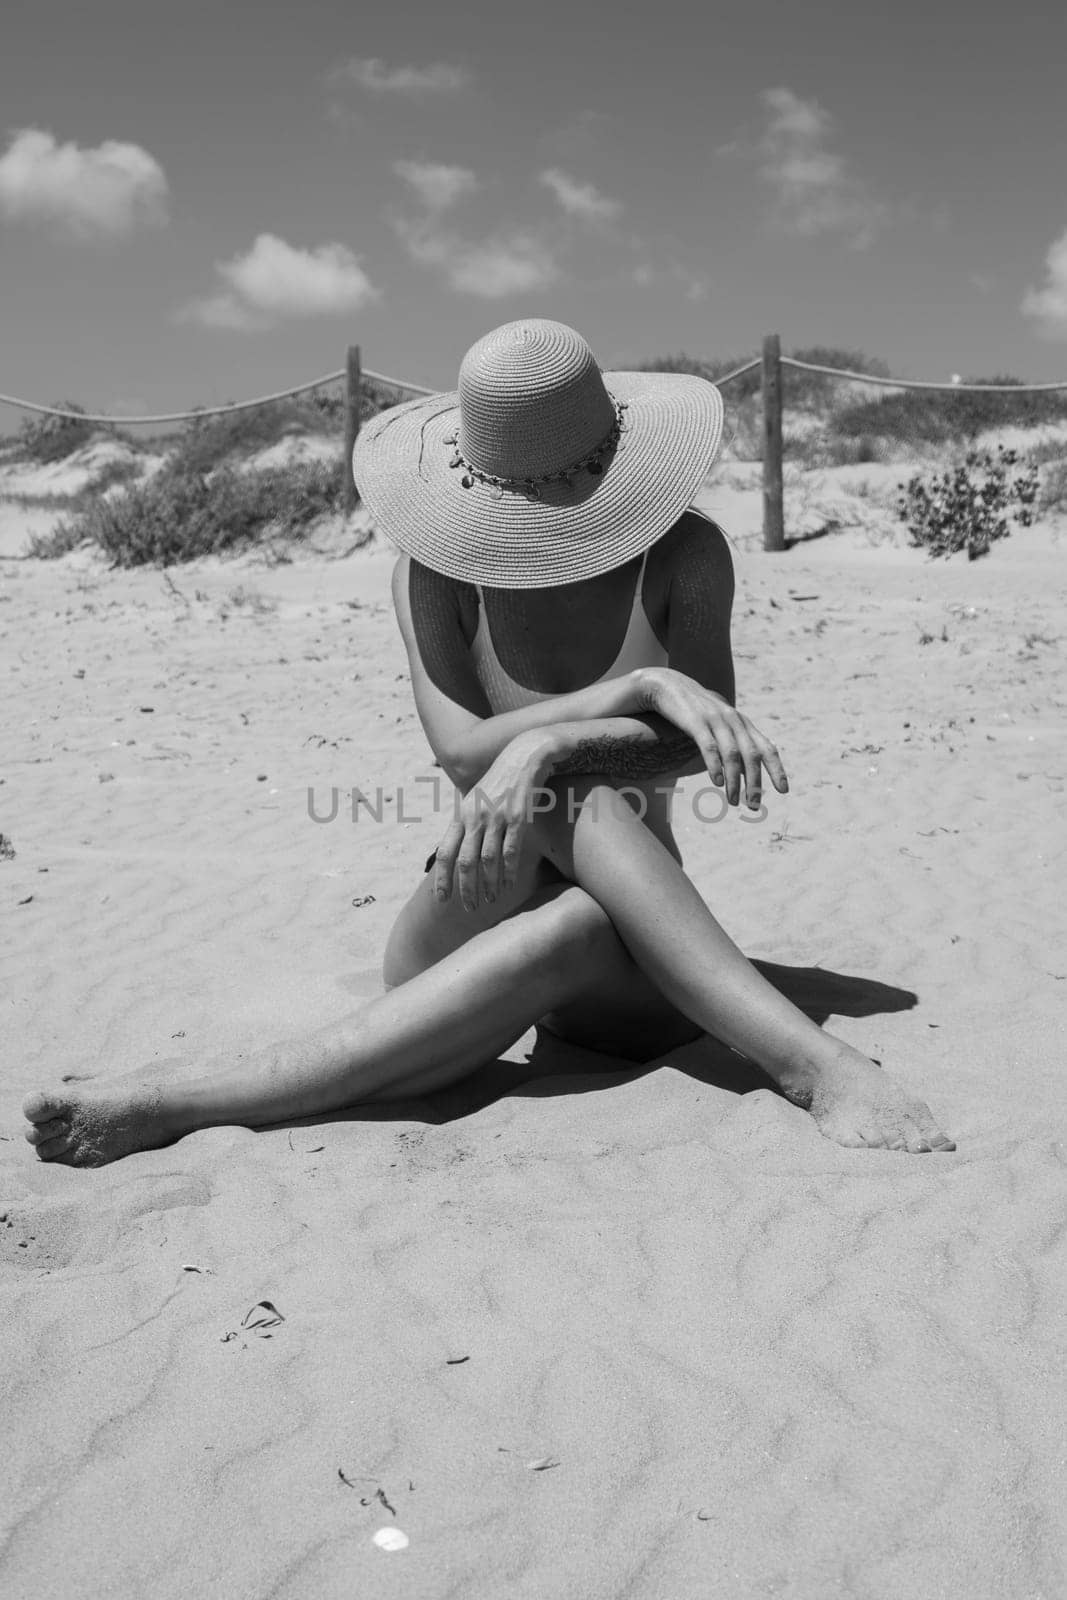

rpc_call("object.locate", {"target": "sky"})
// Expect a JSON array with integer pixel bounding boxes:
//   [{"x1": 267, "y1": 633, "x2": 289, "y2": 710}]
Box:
[{"x1": 1, "y1": 0, "x2": 1066, "y2": 427}]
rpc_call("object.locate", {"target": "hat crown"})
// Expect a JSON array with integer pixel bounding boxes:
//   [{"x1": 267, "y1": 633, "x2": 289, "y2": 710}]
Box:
[{"x1": 457, "y1": 320, "x2": 615, "y2": 480}]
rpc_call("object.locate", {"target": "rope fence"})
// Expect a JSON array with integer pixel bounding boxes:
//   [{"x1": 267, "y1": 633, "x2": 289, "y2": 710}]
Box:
[
  {"x1": 780, "y1": 358, "x2": 1067, "y2": 394},
  {"x1": 0, "y1": 363, "x2": 433, "y2": 426},
  {"x1": 705, "y1": 357, "x2": 761, "y2": 388},
  {"x1": 3, "y1": 337, "x2": 1065, "y2": 543}
]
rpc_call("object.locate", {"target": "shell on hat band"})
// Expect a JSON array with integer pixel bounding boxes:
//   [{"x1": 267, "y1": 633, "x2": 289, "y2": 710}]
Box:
[{"x1": 442, "y1": 398, "x2": 629, "y2": 499}]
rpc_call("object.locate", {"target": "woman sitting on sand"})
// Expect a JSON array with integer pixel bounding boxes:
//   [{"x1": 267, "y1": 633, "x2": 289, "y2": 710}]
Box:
[{"x1": 23, "y1": 319, "x2": 954, "y2": 1165}]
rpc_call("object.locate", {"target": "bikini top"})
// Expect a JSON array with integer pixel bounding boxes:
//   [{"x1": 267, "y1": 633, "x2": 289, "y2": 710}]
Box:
[{"x1": 469, "y1": 548, "x2": 668, "y2": 712}]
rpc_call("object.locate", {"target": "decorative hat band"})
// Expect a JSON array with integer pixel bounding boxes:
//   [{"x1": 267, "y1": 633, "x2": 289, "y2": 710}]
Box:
[{"x1": 443, "y1": 397, "x2": 629, "y2": 500}]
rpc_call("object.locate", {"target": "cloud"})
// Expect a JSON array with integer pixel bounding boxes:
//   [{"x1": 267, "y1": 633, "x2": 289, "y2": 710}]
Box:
[
  {"x1": 337, "y1": 57, "x2": 469, "y2": 94},
  {"x1": 0, "y1": 127, "x2": 168, "y2": 237},
  {"x1": 539, "y1": 168, "x2": 622, "y2": 225},
  {"x1": 395, "y1": 214, "x2": 558, "y2": 298},
  {"x1": 1021, "y1": 228, "x2": 1067, "y2": 338},
  {"x1": 393, "y1": 160, "x2": 478, "y2": 212},
  {"x1": 764, "y1": 87, "x2": 827, "y2": 143},
  {"x1": 448, "y1": 235, "x2": 559, "y2": 298},
  {"x1": 178, "y1": 292, "x2": 267, "y2": 333},
  {"x1": 179, "y1": 233, "x2": 379, "y2": 331},
  {"x1": 391, "y1": 162, "x2": 558, "y2": 297},
  {"x1": 631, "y1": 259, "x2": 709, "y2": 302},
  {"x1": 751, "y1": 88, "x2": 887, "y2": 248},
  {"x1": 221, "y1": 235, "x2": 377, "y2": 314}
]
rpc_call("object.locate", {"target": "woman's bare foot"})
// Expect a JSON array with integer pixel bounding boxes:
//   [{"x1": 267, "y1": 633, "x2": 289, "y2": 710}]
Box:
[
  {"x1": 22, "y1": 1078, "x2": 188, "y2": 1167},
  {"x1": 780, "y1": 1044, "x2": 956, "y2": 1153}
]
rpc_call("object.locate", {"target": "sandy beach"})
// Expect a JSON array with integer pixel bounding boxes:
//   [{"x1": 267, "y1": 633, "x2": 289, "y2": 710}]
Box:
[{"x1": 1, "y1": 476, "x2": 1065, "y2": 1599}]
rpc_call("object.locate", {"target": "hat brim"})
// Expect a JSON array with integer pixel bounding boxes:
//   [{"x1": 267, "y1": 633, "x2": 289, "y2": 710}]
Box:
[{"x1": 352, "y1": 371, "x2": 724, "y2": 589}]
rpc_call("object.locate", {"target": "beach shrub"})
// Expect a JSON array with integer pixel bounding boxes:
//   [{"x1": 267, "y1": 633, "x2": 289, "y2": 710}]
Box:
[
  {"x1": 85, "y1": 456, "x2": 143, "y2": 496},
  {"x1": 31, "y1": 456, "x2": 346, "y2": 565},
  {"x1": 897, "y1": 448, "x2": 1039, "y2": 560},
  {"x1": 15, "y1": 403, "x2": 95, "y2": 464}
]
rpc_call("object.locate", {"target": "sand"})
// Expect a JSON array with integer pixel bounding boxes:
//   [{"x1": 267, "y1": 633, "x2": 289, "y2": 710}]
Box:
[{"x1": 1, "y1": 476, "x2": 1065, "y2": 1599}]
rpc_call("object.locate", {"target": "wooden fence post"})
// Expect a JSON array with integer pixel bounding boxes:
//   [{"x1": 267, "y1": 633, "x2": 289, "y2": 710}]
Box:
[
  {"x1": 343, "y1": 344, "x2": 362, "y2": 514},
  {"x1": 762, "y1": 333, "x2": 785, "y2": 551}
]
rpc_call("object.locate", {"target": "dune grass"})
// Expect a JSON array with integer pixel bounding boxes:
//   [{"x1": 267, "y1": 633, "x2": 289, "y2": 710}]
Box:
[
  {"x1": 11, "y1": 405, "x2": 150, "y2": 465},
  {"x1": 836, "y1": 378, "x2": 1067, "y2": 447},
  {"x1": 639, "y1": 347, "x2": 892, "y2": 408},
  {"x1": 29, "y1": 456, "x2": 346, "y2": 565},
  {"x1": 162, "y1": 396, "x2": 342, "y2": 476}
]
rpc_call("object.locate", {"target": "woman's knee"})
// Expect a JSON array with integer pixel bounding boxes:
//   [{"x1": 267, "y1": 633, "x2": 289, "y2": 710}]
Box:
[
  {"x1": 530, "y1": 776, "x2": 620, "y2": 872},
  {"x1": 522, "y1": 885, "x2": 620, "y2": 987}
]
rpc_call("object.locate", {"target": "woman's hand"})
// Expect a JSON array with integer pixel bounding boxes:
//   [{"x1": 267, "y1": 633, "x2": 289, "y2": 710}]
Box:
[
  {"x1": 433, "y1": 732, "x2": 552, "y2": 911},
  {"x1": 634, "y1": 667, "x2": 789, "y2": 809}
]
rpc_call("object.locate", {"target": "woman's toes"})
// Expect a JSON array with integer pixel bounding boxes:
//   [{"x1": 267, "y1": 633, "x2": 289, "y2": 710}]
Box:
[
  {"x1": 24, "y1": 1116, "x2": 68, "y2": 1146},
  {"x1": 915, "y1": 1111, "x2": 956, "y2": 1151},
  {"x1": 858, "y1": 1126, "x2": 892, "y2": 1149},
  {"x1": 35, "y1": 1132, "x2": 74, "y2": 1161},
  {"x1": 22, "y1": 1091, "x2": 67, "y2": 1123},
  {"x1": 825, "y1": 1123, "x2": 867, "y2": 1147}
]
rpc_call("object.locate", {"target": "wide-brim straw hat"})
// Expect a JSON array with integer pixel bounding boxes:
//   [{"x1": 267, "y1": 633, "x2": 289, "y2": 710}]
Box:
[{"x1": 353, "y1": 318, "x2": 724, "y2": 589}]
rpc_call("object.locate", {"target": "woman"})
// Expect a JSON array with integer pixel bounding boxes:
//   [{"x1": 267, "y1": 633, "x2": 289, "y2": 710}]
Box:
[{"x1": 23, "y1": 319, "x2": 954, "y2": 1164}]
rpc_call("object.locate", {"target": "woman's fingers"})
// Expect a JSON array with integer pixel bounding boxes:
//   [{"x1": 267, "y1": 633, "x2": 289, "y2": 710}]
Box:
[
  {"x1": 434, "y1": 819, "x2": 465, "y2": 901},
  {"x1": 722, "y1": 747, "x2": 744, "y2": 806},
  {"x1": 663, "y1": 697, "x2": 725, "y2": 786},
  {"x1": 480, "y1": 812, "x2": 507, "y2": 905},
  {"x1": 705, "y1": 713, "x2": 788, "y2": 808},
  {"x1": 436, "y1": 792, "x2": 531, "y2": 911},
  {"x1": 693, "y1": 732, "x2": 725, "y2": 787},
  {"x1": 456, "y1": 819, "x2": 487, "y2": 911},
  {"x1": 436, "y1": 809, "x2": 487, "y2": 911},
  {"x1": 755, "y1": 733, "x2": 789, "y2": 793},
  {"x1": 708, "y1": 719, "x2": 742, "y2": 804},
  {"x1": 500, "y1": 818, "x2": 524, "y2": 896},
  {"x1": 734, "y1": 728, "x2": 764, "y2": 810}
]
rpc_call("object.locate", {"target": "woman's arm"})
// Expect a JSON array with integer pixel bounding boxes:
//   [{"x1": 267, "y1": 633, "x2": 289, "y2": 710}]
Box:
[
  {"x1": 393, "y1": 556, "x2": 668, "y2": 791},
  {"x1": 547, "y1": 510, "x2": 739, "y2": 781},
  {"x1": 393, "y1": 517, "x2": 784, "y2": 804}
]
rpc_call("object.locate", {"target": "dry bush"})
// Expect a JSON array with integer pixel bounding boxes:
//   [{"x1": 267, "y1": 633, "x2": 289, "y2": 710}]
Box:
[
  {"x1": 30, "y1": 457, "x2": 346, "y2": 565},
  {"x1": 897, "y1": 448, "x2": 1039, "y2": 559}
]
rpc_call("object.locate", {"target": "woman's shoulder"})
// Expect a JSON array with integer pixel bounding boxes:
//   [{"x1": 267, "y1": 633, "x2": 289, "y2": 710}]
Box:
[
  {"x1": 392, "y1": 553, "x2": 477, "y2": 601},
  {"x1": 639, "y1": 511, "x2": 733, "y2": 634},
  {"x1": 647, "y1": 509, "x2": 733, "y2": 580},
  {"x1": 392, "y1": 555, "x2": 479, "y2": 645}
]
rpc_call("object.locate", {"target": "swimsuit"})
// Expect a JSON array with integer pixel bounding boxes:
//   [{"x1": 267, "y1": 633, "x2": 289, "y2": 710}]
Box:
[
  {"x1": 468, "y1": 549, "x2": 667, "y2": 712},
  {"x1": 424, "y1": 551, "x2": 667, "y2": 873}
]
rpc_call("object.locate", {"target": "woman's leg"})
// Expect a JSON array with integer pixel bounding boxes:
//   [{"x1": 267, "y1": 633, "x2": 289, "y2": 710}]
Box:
[
  {"x1": 24, "y1": 774, "x2": 954, "y2": 1165},
  {"x1": 22, "y1": 885, "x2": 643, "y2": 1166},
  {"x1": 535, "y1": 776, "x2": 954, "y2": 1152}
]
